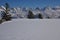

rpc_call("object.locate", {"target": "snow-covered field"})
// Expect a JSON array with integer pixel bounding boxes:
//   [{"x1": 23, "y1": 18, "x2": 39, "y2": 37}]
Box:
[{"x1": 0, "y1": 19, "x2": 60, "y2": 40}]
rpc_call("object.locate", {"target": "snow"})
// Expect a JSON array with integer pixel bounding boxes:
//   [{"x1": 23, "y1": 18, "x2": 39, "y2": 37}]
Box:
[
  {"x1": 0, "y1": 6, "x2": 60, "y2": 19},
  {"x1": 43, "y1": 7, "x2": 60, "y2": 18},
  {"x1": 0, "y1": 19, "x2": 60, "y2": 40}
]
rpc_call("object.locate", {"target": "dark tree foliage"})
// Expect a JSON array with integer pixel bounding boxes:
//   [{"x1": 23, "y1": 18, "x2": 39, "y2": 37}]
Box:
[
  {"x1": 2, "y1": 3, "x2": 11, "y2": 21},
  {"x1": 0, "y1": 20, "x2": 2, "y2": 24},
  {"x1": 38, "y1": 13, "x2": 43, "y2": 19},
  {"x1": 2, "y1": 11, "x2": 11, "y2": 21},
  {"x1": 58, "y1": 16, "x2": 60, "y2": 18},
  {"x1": 5, "y1": 3, "x2": 9, "y2": 14},
  {"x1": 46, "y1": 16, "x2": 50, "y2": 19},
  {"x1": 27, "y1": 10, "x2": 34, "y2": 19}
]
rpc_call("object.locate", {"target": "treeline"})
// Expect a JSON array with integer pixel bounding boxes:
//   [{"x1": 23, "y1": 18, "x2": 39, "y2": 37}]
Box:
[
  {"x1": 0, "y1": 3, "x2": 43, "y2": 24},
  {"x1": 27, "y1": 10, "x2": 43, "y2": 19}
]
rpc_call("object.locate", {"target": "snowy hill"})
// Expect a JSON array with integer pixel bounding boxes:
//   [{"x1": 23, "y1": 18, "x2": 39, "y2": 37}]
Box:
[{"x1": 0, "y1": 19, "x2": 60, "y2": 40}]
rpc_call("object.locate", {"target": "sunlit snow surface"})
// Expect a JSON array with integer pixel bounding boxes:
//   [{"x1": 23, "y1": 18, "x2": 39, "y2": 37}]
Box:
[{"x1": 0, "y1": 19, "x2": 60, "y2": 40}]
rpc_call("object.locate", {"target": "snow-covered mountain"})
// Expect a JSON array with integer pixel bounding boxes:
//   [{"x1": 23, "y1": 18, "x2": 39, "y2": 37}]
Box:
[{"x1": 0, "y1": 6, "x2": 60, "y2": 19}]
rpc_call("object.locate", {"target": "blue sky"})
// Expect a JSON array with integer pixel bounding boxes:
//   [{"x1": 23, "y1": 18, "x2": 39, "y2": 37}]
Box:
[{"x1": 0, "y1": 0, "x2": 60, "y2": 8}]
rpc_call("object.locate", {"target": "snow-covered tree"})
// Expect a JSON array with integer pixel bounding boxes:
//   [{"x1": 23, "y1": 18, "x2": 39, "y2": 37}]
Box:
[
  {"x1": 2, "y1": 3, "x2": 11, "y2": 21},
  {"x1": 27, "y1": 10, "x2": 34, "y2": 19},
  {"x1": 38, "y1": 13, "x2": 43, "y2": 19}
]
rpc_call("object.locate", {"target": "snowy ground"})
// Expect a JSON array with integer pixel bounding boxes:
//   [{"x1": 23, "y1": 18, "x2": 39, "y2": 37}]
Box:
[{"x1": 0, "y1": 19, "x2": 60, "y2": 40}]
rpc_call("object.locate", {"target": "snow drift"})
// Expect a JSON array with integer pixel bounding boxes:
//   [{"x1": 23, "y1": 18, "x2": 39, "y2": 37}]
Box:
[{"x1": 0, "y1": 19, "x2": 60, "y2": 40}]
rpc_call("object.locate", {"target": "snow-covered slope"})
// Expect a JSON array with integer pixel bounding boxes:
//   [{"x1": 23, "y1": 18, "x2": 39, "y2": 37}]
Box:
[{"x1": 0, "y1": 19, "x2": 60, "y2": 40}]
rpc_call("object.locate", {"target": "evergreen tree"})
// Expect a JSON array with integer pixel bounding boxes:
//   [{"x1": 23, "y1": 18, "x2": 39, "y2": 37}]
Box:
[
  {"x1": 38, "y1": 13, "x2": 43, "y2": 19},
  {"x1": 27, "y1": 10, "x2": 34, "y2": 19},
  {"x1": 58, "y1": 16, "x2": 60, "y2": 18},
  {"x1": 2, "y1": 3, "x2": 11, "y2": 21},
  {"x1": 0, "y1": 20, "x2": 2, "y2": 24},
  {"x1": 46, "y1": 16, "x2": 50, "y2": 19},
  {"x1": 5, "y1": 3, "x2": 9, "y2": 14}
]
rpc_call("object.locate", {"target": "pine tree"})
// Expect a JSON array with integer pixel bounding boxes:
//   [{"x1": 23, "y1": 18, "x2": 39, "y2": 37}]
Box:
[
  {"x1": 38, "y1": 13, "x2": 43, "y2": 19},
  {"x1": 5, "y1": 3, "x2": 9, "y2": 14},
  {"x1": 0, "y1": 19, "x2": 2, "y2": 24},
  {"x1": 27, "y1": 10, "x2": 34, "y2": 19},
  {"x1": 2, "y1": 3, "x2": 11, "y2": 21},
  {"x1": 46, "y1": 16, "x2": 50, "y2": 19}
]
